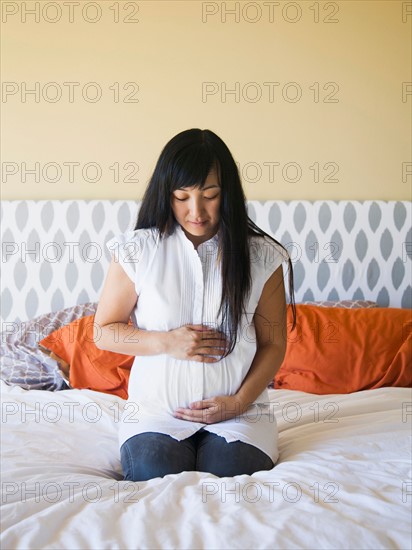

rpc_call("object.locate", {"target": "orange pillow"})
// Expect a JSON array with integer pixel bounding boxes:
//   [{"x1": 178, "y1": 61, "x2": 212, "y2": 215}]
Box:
[
  {"x1": 39, "y1": 315, "x2": 134, "y2": 399},
  {"x1": 40, "y1": 307, "x2": 411, "y2": 399},
  {"x1": 275, "y1": 305, "x2": 412, "y2": 394}
]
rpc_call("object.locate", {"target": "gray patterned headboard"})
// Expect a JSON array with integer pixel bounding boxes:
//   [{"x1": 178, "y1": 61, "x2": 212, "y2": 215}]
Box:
[{"x1": 1, "y1": 200, "x2": 411, "y2": 325}]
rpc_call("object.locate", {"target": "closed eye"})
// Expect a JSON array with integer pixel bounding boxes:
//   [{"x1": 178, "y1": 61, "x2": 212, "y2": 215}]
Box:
[{"x1": 174, "y1": 195, "x2": 219, "y2": 201}]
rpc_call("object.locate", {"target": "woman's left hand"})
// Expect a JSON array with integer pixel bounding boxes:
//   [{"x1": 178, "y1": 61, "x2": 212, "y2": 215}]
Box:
[{"x1": 174, "y1": 395, "x2": 247, "y2": 424}]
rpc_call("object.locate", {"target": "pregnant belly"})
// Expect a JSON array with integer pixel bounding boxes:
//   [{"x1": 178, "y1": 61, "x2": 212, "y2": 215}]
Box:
[{"x1": 127, "y1": 355, "x2": 250, "y2": 414}]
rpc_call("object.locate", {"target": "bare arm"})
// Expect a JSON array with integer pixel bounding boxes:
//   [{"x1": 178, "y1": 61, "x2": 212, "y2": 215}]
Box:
[
  {"x1": 235, "y1": 264, "x2": 287, "y2": 407},
  {"x1": 93, "y1": 258, "x2": 169, "y2": 355},
  {"x1": 94, "y1": 258, "x2": 228, "y2": 360}
]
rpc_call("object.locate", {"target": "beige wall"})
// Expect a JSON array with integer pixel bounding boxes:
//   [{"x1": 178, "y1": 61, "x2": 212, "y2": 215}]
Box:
[{"x1": 1, "y1": 0, "x2": 411, "y2": 201}]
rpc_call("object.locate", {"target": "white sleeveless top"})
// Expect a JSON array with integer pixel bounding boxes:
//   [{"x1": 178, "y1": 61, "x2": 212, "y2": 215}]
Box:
[{"x1": 106, "y1": 223, "x2": 287, "y2": 462}]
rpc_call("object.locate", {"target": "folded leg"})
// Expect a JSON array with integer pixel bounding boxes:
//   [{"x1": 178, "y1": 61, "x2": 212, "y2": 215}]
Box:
[
  {"x1": 120, "y1": 431, "x2": 197, "y2": 482},
  {"x1": 195, "y1": 430, "x2": 274, "y2": 477}
]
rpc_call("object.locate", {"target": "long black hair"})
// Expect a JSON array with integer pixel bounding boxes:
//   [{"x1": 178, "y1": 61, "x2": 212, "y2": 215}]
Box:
[{"x1": 134, "y1": 128, "x2": 296, "y2": 357}]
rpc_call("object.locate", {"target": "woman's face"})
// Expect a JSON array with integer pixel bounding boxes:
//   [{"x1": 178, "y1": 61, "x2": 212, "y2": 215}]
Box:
[{"x1": 171, "y1": 167, "x2": 221, "y2": 249}]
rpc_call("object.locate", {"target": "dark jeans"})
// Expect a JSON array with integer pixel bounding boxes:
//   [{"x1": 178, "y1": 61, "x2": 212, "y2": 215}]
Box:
[{"x1": 120, "y1": 429, "x2": 274, "y2": 481}]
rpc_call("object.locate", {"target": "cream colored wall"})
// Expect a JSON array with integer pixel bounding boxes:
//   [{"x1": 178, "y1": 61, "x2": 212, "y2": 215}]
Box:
[{"x1": 1, "y1": 0, "x2": 411, "y2": 201}]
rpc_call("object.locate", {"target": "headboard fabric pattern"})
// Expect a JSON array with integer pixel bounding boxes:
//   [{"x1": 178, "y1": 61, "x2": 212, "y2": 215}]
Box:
[{"x1": 1, "y1": 200, "x2": 411, "y2": 325}]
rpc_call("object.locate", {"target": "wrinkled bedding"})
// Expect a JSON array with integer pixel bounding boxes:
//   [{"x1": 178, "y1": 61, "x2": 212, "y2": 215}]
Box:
[{"x1": 1, "y1": 380, "x2": 411, "y2": 550}]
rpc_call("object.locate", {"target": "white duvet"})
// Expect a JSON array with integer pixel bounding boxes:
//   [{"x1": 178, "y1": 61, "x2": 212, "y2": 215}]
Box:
[{"x1": 1, "y1": 380, "x2": 411, "y2": 550}]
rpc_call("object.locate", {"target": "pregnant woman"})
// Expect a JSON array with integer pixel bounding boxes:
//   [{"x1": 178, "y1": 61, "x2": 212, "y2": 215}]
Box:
[{"x1": 94, "y1": 128, "x2": 296, "y2": 481}]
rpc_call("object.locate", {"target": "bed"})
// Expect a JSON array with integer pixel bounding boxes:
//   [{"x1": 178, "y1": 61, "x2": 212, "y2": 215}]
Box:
[{"x1": 1, "y1": 200, "x2": 411, "y2": 550}]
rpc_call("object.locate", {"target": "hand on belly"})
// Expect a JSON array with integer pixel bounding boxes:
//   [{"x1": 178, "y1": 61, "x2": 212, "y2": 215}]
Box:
[{"x1": 174, "y1": 394, "x2": 248, "y2": 424}]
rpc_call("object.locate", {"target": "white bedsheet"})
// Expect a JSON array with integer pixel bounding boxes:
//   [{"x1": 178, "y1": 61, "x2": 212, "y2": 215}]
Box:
[{"x1": 1, "y1": 380, "x2": 411, "y2": 550}]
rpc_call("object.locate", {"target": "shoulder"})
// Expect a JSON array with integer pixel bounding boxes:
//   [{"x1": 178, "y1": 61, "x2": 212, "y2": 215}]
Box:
[
  {"x1": 248, "y1": 234, "x2": 289, "y2": 277},
  {"x1": 105, "y1": 227, "x2": 161, "y2": 265},
  {"x1": 107, "y1": 227, "x2": 159, "y2": 248},
  {"x1": 105, "y1": 227, "x2": 163, "y2": 285},
  {"x1": 249, "y1": 234, "x2": 289, "y2": 262},
  {"x1": 123, "y1": 227, "x2": 160, "y2": 240}
]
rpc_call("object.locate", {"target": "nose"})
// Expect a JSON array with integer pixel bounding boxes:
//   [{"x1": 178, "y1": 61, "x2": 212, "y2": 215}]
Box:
[{"x1": 188, "y1": 197, "x2": 205, "y2": 219}]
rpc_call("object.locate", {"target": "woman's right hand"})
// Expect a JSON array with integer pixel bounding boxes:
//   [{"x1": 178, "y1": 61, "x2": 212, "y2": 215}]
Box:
[{"x1": 164, "y1": 324, "x2": 229, "y2": 362}]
